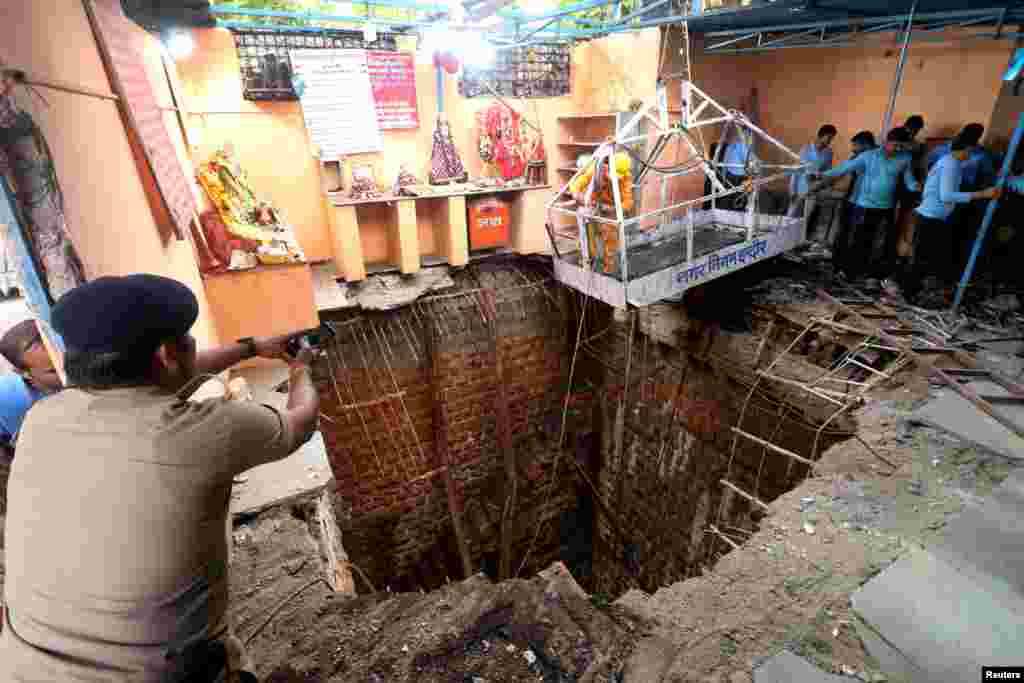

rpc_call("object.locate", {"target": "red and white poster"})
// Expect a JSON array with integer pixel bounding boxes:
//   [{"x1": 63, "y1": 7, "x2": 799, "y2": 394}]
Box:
[{"x1": 366, "y1": 50, "x2": 419, "y2": 130}]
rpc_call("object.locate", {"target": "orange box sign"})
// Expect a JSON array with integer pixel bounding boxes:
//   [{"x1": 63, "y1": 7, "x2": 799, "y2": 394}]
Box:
[{"x1": 468, "y1": 197, "x2": 511, "y2": 249}]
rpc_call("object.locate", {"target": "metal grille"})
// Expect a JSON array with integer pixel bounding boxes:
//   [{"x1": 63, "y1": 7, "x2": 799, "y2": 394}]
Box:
[
  {"x1": 459, "y1": 44, "x2": 571, "y2": 98},
  {"x1": 229, "y1": 28, "x2": 401, "y2": 101}
]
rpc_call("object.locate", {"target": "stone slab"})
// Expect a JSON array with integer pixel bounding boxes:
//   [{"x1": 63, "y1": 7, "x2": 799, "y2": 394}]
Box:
[
  {"x1": 853, "y1": 619, "x2": 928, "y2": 683},
  {"x1": 852, "y1": 548, "x2": 1024, "y2": 683},
  {"x1": 753, "y1": 650, "x2": 846, "y2": 683},
  {"x1": 909, "y1": 389, "x2": 1024, "y2": 461},
  {"x1": 228, "y1": 365, "x2": 332, "y2": 517},
  {"x1": 931, "y1": 488, "x2": 1024, "y2": 606}
]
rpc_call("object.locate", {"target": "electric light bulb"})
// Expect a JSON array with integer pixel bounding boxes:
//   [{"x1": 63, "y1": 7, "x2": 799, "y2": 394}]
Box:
[{"x1": 163, "y1": 30, "x2": 194, "y2": 60}]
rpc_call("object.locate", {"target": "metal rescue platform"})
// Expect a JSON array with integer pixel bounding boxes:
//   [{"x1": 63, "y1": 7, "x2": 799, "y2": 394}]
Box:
[{"x1": 546, "y1": 80, "x2": 808, "y2": 308}]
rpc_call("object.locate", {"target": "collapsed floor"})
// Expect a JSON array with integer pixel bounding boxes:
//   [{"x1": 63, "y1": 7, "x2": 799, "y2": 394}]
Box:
[{"x1": 2, "y1": 251, "x2": 1022, "y2": 681}]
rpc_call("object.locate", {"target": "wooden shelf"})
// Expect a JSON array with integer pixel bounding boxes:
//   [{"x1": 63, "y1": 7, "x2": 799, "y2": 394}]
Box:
[
  {"x1": 557, "y1": 112, "x2": 619, "y2": 120},
  {"x1": 325, "y1": 184, "x2": 551, "y2": 282},
  {"x1": 327, "y1": 183, "x2": 550, "y2": 208},
  {"x1": 557, "y1": 141, "x2": 604, "y2": 147},
  {"x1": 202, "y1": 261, "x2": 318, "y2": 345}
]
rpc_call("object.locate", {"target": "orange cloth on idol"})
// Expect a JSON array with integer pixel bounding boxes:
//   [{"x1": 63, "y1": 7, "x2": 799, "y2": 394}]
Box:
[{"x1": 569, "y1": 152, "x2": 634, "y2": 213}]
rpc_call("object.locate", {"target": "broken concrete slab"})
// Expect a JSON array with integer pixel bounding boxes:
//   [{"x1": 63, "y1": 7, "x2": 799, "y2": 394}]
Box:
[
  {"x1": 931, "y1": 486, "x2": 1024, "y2": 605},
  {"x1": 752, "y1": 650, "x2": 846, "y2": 683},
  {"x1": 909, "y1": 389, "x2": 1024, "y2": 461},
  {"x1": 852, "y1": 547, "x2": 1024, "y2": 683},
  {"x1": 228, "y1": 365, "x2": 332, "y2": 517},
  {"x1": 853, "y1": 618, "x2": 928, "y2": 683},
  {"x1": 312, "y1": 262, "x2": 457, "y2": 312}
]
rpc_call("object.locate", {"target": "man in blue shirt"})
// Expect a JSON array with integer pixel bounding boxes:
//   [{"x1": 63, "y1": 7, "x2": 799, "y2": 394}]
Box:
[
  {"x1": 928, "y1": 123, "x2": 1000, "y2": 278},
  {"x1": 0, "y1": 319, "x2": 61, "y2": 460},
  {"x1": 811, "y1": 127, "x2": 920, "y2": 282},
  {"x1": 900, "y1": 135, "x2": 1000, "y2": 302},
  {"x1": 718, "y1": 128, "x2": 759, "y2": 210},
  {"x1": 827, "y1": 131, "x2": 876, "y2": 255},
  {"x1": 927, "y1": 124, "x2": 997, "y2": 189},
  {"x1": 787, "y1": 125, "x2": 837, "y2": 237}
]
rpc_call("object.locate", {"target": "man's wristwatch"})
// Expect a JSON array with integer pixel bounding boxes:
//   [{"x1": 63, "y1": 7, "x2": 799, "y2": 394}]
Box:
[{"x1": 237, "y1": 337, "x2": 258, "y2": 359}]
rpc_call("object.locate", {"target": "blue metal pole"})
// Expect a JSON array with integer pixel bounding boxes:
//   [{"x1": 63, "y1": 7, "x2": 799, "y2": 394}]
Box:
[{"x1": 951, "y1": 111, "x2": 1024, "y2": 312}]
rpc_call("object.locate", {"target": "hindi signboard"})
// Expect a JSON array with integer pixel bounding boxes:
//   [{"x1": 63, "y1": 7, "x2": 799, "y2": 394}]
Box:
[
  {"x1": 367, "y1": 50, "x2": 419, "y2": 130},
  {"x1": 290, "y1": 48, "x2": 383, "y2": 159}
]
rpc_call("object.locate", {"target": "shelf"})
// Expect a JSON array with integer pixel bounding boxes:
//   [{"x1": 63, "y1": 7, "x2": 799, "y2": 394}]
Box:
[
  {"x1": 326, "y1": 183, "x2": 550, "y2": 282},
  {"x1": 557, "y1": 141, "x2": 604, "y2": 147},
  {"x1": 557, "y1": 166, "x2": 580, "y2": 173},
  {"x1": 557, "y1": 112, "x2": 619, "y2": 120},
  {"x1": 327, "y1": 183, "x2": 550, "y2": 208}
]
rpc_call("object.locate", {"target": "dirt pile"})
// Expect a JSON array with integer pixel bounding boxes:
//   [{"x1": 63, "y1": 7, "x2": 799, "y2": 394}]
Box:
[{"x1": 249, "y1": 561, "x2": 645, "y2": 682}]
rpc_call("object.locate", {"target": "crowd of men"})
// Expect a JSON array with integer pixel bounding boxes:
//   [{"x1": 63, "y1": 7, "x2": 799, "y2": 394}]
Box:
[{"x1": 784, "y1": 115, "x2": 1004, "y2": 303}]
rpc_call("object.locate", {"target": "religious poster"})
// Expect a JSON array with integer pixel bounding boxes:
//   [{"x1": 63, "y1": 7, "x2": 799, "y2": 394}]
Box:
[
  {"x1": 366, "y1": 50, "x2": 419, "y2": 130},
  {"x1": 289, "y1": 48, "x2": 384, "y2": 159}
]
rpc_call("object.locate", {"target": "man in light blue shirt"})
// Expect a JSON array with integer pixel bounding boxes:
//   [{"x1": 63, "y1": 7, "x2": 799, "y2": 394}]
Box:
[
  {"x1": 810, "y1": 127, "x2": 920, "y2": 281},
  {"x1": 718, "y1": 128, "x2": 759, "y2": 210},
  {"x1": 927, "y1": 123, "x2": 997, "y2": 190},
  {"x1": 0, "y1": 319, "x2": 62, "y2": 461},
  {"x1": 787, "y1": 125, "x2": 837, "y2": 234},
  {"x1": 901, "y1": 135, "x2": 1000, "y2": 301}
]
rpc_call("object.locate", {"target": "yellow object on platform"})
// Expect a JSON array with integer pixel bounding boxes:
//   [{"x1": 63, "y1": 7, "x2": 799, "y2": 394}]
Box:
[{"x1": 569, "y1": 152, "x2": 634, "y2": 213}]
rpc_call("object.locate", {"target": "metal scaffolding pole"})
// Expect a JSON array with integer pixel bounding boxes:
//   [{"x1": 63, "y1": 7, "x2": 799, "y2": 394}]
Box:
[{"x1": 882, "y1": 0, "x2": 918, "y2": 137}]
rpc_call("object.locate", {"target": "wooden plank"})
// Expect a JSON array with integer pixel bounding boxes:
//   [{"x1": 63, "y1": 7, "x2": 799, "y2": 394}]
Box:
[
  {"x1": 819, "y1": 289, "x2": 1024, "y2": 441},
  {"x1": 811, "y1": 317, "x2": 874, "y2": 336},
  {"x1": 708, "y1": 524, "x2": 741, "y2": 550},
  {"x1": 730, "y1": 427, "x2": 817, "y2": 467},
  {"x1": 720, "y1": 478, "x2": 771, "y2": 511},
  {"x1": 395, "y1": 201, "x2": 420, "y2": 275},
  {"x1": 338, "y1": 391, "x2": 405, "y2": 411},
  {"x1": 426, "y1": 319, "x2": 474, "y2": 580},
  {"x1": 481, "y1": 290, "x2": 517, "y2": 581},
  {"x1": 327, "y1": 184, "x2": 551, "y2": 208},
  {"x1": 757, "y1": 371, "x2": 845, "y2": 406},
  {"x1": 328, "y1": 205, "x2": 366, "y2": 282},
  {"x1": 446, "y1": 196, "x2": 469, "y2": 267}
]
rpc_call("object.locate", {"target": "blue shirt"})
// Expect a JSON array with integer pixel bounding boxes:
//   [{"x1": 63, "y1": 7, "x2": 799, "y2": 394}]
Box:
[
  {"x1": 790, "y1": 143, "x2": 833, "y2": 196},
  {"x1": 0, "y1": 374, "x2": 44, "y2": 445},
  {"x1": 822, "y1": 148, "x2": 919, "y2": 210},
  {"x1": 927, "y1": 143, "x2": 998, "y2": 189},
  {"x1": 916, "y1": 155, "x2": 975, "y2": 221},
  {"x1": 721, "y1": 142, "x2": 759, "y2": 177},
  {"x1": 1008, "y1": 175, "x2": 1024, "y2": 194}
]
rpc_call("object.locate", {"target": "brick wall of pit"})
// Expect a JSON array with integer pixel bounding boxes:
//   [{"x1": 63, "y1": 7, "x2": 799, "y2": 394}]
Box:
[
  {"x1": 316, "y1": 263, "x2": 581, "y2": 591},
  {"x1": 586, "y1": 308, "x2": 853, "y2": 597}
]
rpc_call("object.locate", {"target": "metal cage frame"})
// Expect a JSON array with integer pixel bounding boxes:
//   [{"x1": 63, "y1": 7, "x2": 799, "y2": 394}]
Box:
[{"x1": 546, "y1": 80, "x2": 808, "y2": 307}]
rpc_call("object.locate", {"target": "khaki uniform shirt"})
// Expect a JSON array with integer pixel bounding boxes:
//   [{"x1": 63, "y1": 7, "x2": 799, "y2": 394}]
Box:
[{"x1": 0, "y1": 386, "x2": 299, "y2": 681}]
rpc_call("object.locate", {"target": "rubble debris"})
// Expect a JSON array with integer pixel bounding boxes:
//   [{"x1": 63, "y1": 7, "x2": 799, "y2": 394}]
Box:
[
  {"x1": 981, "y1": 293, "x2": 1021, "y2": 313},
  {"x1": 312, "y1": 263, "x2": 456, "y2": 311},
  {"x1": 252, "y1": 563, "x2": 641, "y2": 681}
]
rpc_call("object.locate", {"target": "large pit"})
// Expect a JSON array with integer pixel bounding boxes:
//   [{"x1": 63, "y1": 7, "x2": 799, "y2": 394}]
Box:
[{"x1": 307, "y1": 256, "x2": 857, "y2": 597}]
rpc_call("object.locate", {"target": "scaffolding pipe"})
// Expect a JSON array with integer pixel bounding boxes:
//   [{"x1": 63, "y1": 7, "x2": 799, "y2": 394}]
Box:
[{"x1": 882, "y1": 0, "x2": 918, "y2": 136}]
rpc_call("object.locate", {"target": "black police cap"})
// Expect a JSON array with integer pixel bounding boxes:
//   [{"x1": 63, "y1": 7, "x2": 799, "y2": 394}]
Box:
[{"x1": 52, "y1": 274, "x2": 199, "y2": 354}]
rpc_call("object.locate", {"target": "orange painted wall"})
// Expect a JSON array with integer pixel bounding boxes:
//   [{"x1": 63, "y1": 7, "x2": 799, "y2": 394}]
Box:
[
  {"x1": 671, "y1": 31, "x2": 1011, "y2": 168},
  {"x1": 0, "y1": 0, "x2": 220, "y2": 349},
  {"x1": 653, "y1": 30, "x2": 1012, "y2": 201},
  {"x1": 173, "y1": 27, "x2": 663, "y2": 259}
]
